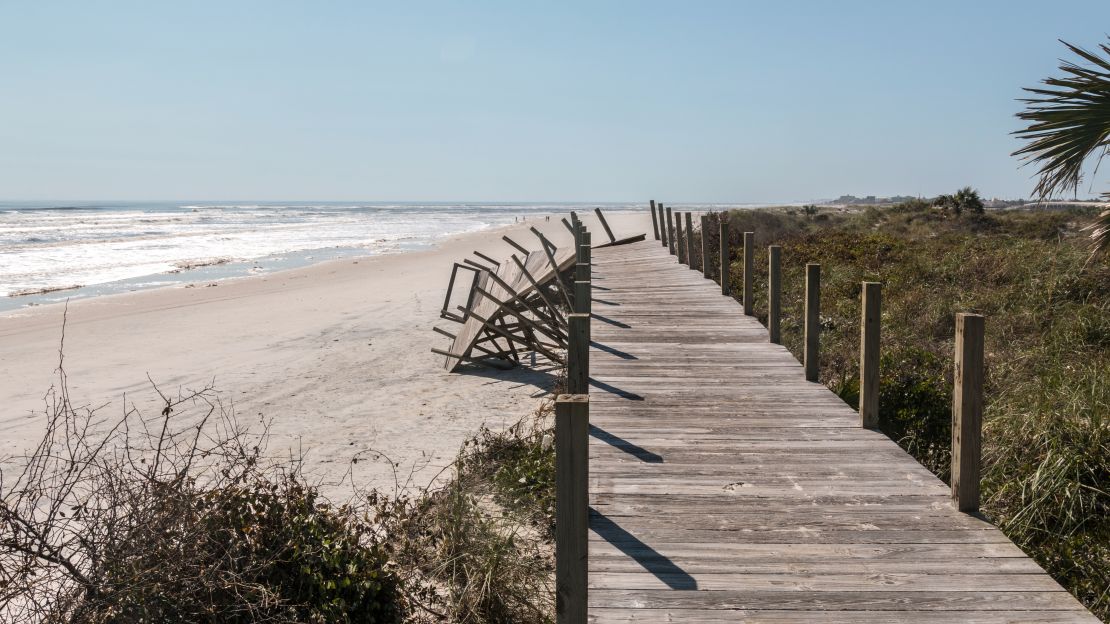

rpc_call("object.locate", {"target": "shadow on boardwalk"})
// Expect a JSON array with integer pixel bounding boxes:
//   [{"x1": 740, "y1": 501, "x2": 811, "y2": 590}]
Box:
[
  {"x1": 590, "y1": 510, "x2": 697, "y2": 590},
  {"x1": 589, "y1": 424, "x2": 662, "y2": 463}
]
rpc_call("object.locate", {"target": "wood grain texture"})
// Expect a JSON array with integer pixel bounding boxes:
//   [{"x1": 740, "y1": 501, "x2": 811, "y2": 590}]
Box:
[
  {"x1": 742, "y1": 231, "x2": 754, "y2": 315},
  {"x1": 859, "y1": 282, "x2": 881, "y2": 429},
  {"x1": 568, "y1": 313, "x2": 590, "y2": 394},
  {"x1": 444, "y1": 247, "x2": 573, "y2": 371},
  {"x1": 804, "y1": 263, "x2": 820, "y2": 382},
  {"x1": 676, "y1": 214, "x2": 686, "y2": 265},
  {"x1": 769, "y1": 245, "x2": 781, "y2": 344},
  {"x1": 953, "y1": 313, "x2": 985, "y2": 512},
  {"x1": 556, "y1": 394, "x2": 590, "y2": 624},
  {"x1": 658, "y1": 203, "x2": 668, "y2": 248},
  {"x1": 685, "y1": 212, "x2": 696, "y2": 271},
  {"x1": 581, "y1": 240, "x2": 1095, "y2": 622},
  {"x1": 661, "y1": 207, "x2": 670, "y2": 254},
  {"x1": 719, "y1": 221, "x2": 730, "y2": 296},
  {"x1": 649, "y1": 200, "x2": 660, "y2": 240},
  {"x1": 700, "y1": 215, "x2": 711, "y2": 280}
]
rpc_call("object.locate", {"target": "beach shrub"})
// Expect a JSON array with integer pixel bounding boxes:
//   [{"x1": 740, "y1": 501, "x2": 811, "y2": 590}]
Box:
[
  {"x1": 0, "y1": 378, "x2": 405, "y2": 624},
  {"x1": 86, "y1": 476, "x2": 402, "y2": 624},
  {"x1": 383, "y1": 402, "x2": 557, "y2": 623},
  {"x1": 876, "y1": 348, "x2": 952, "y2": 479}
]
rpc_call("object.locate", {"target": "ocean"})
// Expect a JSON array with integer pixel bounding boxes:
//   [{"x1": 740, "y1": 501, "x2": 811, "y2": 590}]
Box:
[{"x1": 0, "y1": 201, "x2": 647, "y2": 313}]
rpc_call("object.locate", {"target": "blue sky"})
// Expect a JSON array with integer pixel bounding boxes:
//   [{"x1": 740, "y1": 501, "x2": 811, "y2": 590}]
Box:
[{"x1": 2, "y1": 1, "x2": 1108, "y2": 202}]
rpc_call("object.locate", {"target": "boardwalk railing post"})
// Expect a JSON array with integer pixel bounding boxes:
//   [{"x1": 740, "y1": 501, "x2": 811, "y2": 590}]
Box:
[
  {"x1": 593, "y1": 207, "x2": 617, "y2": 244},
  {"x1": 719, "y1": 219, "x2": 730, "y2": 296},
  {"x1": 567, "y1": 313, "x2": 590, "y2": 394},
  {"x1": 649, "y1": 200, "x2": 660, "y2": 241},
  {"x1": 768, "y1": 245, "x2": 781, "y2": 344},
  {"x1": 555, "y1": 393, "x2": 589, "y2": 624},
  {"x1": 659, "y1": 203, "x2": 668, "y2": 247},
  {"x1": 742, "y1": 232, "x2": 754, "y2": 316},
  {"x1": 577, "y1": 230, "x2": 594, "y2": 317},
  {"x1": 685, "y1": 212, "x2": 696, "y2": 271},
  {"x1": 859, "y1": 282, "x2": 881, "y2": 429},
  {"x1": 665, "y1": 207, "x2": 676, "y2": 255},
  {"x1": 952, "y1": 313, "x2": 985, "y2": 513},
  {"x1": 676, "y1": 214, "x2": 686, "y2": 264},
  {"x1": 575, "y1": 233, "x2": 592, "y2": 318},
  {"x1": 804, "y1": 263, "x2": 820, "y2": 382},
  {"x1": 700, "y1": 215, "x2": 711, "y2": 279}
]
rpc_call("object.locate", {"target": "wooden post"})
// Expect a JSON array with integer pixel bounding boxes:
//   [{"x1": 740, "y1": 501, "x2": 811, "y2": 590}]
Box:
[
  {"x1": 804, "y1": 263, "x2": 820, "y2": 382},
  {"x1": 665, "y1": 207, "x2": 675, "y2": 255},
  {"x1": 952, "y1": 313, "x2": 985, "y2": 513},
  {"x1": 567, "y1": 313, "x2": 590, "y2": 394},
  {"x1": 719, "y1": 220, "x2": 730, "y2": 296},
  {"x1": 575, "y1": 280, "x2": 591, "y2": 316},
  {"x1": 502, "y1": 235, "x2": 530, "y2": 256},
  {"x1": 575, "y1": 229, "x2": 591, "y2": 316},
  {"x1": 859, "y1": 282, "x2": 881, "y2": 429},
  {"x1": 582, "y1": 230, "x2": 591, "y2": 262},
  {"x1": 676, "y1": 215, "x2": 686, "y2": 264},
  {"x1": 700, "y1": 215, "x2": 711, "y2": 279},
  {"x1": 684, "y1": 212, "x2": 696, "y2": 270},
  {"x1": 649, "y1": 200, "x2": 660, "y2": 240},
  {"x1": 768, "y1": 246, "x2": 781, "y2": 344},
  {"x1": 555, "y1": 393, "x2": 589, "y2": 624},
  {"x1": 742, "y1": 232, "x2": 754, "y2": 315},
  {"x1": 658, "y1": 203, "x2": 668, "y2": 247},
  {"x1": 594, "y1": 207, "x2": 616, "y2": 243}
]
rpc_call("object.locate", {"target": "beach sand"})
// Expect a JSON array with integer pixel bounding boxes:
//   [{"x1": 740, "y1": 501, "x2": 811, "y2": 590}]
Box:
[{"x1": 0, "y1": 211, "x2": 653, "y2": 497}]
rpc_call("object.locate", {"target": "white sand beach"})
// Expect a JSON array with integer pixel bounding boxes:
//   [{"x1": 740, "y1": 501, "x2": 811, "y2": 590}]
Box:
[{"x1": 0, "y1": 211, "x2": 652, "y2": 498}]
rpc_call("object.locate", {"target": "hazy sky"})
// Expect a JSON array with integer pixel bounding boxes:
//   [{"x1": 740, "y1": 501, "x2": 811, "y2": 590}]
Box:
[{"x1": 2, "y1": 1, "x2": 1109, "y2": 202}]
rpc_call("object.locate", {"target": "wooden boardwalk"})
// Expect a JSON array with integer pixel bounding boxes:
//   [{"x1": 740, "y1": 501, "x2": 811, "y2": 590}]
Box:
[{"x1": 584, "y1": 239, "x2": 1097, "y2": 623}]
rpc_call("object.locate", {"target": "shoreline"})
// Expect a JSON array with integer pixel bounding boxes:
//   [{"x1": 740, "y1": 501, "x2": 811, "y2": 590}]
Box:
[
  {"x1": 0, "y1": 216, "x2": 538, "y2": 315},
  {"x1": 0, "y1": 211, "x2": 652, "y2": 497}
]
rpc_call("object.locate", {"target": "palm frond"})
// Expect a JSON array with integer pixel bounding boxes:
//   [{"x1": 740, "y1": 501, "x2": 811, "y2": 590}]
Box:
[
  {"x1": 1083, "y1": 207, "x2": 1110, "y2": 260},
  {"x1": 1012, "y1": 39, "x2": 1110, "y2": 199}
]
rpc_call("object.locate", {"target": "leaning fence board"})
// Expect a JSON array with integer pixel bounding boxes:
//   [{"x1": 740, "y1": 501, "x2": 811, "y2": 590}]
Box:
[{"x1": 442, "y1": 247, "x2": 574, "y2": 371}]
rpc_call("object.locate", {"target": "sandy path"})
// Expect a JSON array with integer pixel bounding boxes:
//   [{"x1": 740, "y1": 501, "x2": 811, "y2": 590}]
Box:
[{"x1": 0, "y1": 211, "x2": 652, "y2": 497}]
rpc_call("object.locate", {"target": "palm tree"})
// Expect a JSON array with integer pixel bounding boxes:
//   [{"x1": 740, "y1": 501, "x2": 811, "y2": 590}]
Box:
[
  {"x1": 933, "y1": 193, "x2": 956, "y2": 214},
  {"x1": 1013, "y1": 38, "x2": 1110, "y2": 259},
  {"x1": 932, "y1": 188, "x2": 983, "y2": 216},
  {"x1": 954, "y1": 186, "x2": 984, "y2": 215}
]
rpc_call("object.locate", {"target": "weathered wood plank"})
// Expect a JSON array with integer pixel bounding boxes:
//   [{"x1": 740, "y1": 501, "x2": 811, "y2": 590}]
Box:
[
  {"x1": 580, "y1": 239, "x2": 1096, "y2": 622},
  {"x1": 589, "y1": 609, "x2": 1092, "y2": 623}
]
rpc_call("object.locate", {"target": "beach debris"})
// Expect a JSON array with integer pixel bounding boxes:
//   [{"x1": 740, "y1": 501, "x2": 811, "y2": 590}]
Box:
[
  {"x1": 433, "y1": 208, "x2": 644, "y2": 372},
  {"x1": 8, "y1": 284, "x2": 84, "y2": 297},
  {"x1": 592, "y1": 207, "x2": 647, "y2": 248},
  {"x1": 432, "y1": 220, "x2": 589, "y2": 372}
]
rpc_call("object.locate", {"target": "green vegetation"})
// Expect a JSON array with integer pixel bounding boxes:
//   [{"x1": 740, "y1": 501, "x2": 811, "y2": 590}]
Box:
[
  {"x1": 381, "y1": 405, "x2": 556, "y2": 623},
  {"x1": 933, "y1": 186, "x2": 985, "y2": 216},
  {"x1": 1014, "y1": 37, "x2": 1110, "y2": 259},
  {"x1": 706, "y1": 202, "x2": 1109, "y2": 618}
]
